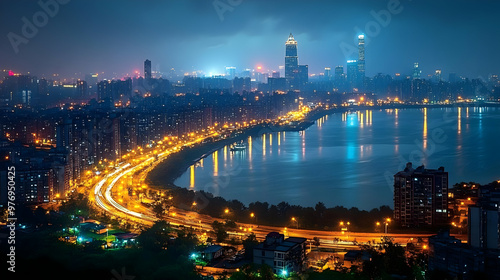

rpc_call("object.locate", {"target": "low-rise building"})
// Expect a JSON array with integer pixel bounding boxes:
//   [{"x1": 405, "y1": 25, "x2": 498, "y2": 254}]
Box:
[
  {"x1": 201, "y1": 245, "x2": 224, "y2": 262},
  {"x1": 253, "y1": 232, "x2": 307, "y2": 275}
]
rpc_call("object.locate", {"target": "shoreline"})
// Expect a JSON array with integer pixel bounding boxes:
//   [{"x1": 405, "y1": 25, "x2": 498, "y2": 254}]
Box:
[{"x1": 146, "y1": 102, "x2": 500, "y2": 205}]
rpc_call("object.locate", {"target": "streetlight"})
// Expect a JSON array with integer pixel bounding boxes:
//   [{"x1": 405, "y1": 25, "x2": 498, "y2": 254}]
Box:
[
  {"x1": 340, "y1": 221, "x2": 350, "y2": 240},
  {"x1": 291, "y1": 217, "x2": 299, "y2": 229},
  {"x1": 384, "y1": 218, "x2": 391, "y2": 234},
  {"x1": 250, "y1": 212, "x2": 257, "y2": 224}
]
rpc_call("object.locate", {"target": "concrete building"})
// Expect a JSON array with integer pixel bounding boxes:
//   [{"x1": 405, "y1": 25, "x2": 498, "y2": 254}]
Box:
[
  {"x1": 428, "y1": 231, "x2": 486, "y2": 278},
  {"x1": 394, "y1": 162, "x2": 449, "y2": 227},
  {"x1": 253, "y1": 232, "x2": 307, "y2": 275},
  {"x1": 468, "y1": 182, "x2": 500, "y2": 250}
]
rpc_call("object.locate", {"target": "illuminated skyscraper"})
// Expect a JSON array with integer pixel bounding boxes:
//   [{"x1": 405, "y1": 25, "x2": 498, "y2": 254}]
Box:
[
  {"x1": 285, "y1": 33, "x2": 299, "y2": 89},
  {"x1": 225, "y1": 66, "x2": 236, "y2": 79},
  {"x1": 334, "y1": 66, "x2": 344, "y2": 81},
  {"x1": 144, "y1": 59, "x2": 152, "y2": 80},
  {"x1": 347, "y1": 60, "x2": 358, "y2": 89},
  {"x1": 434, "y1": 69, "x2": 442, "y2": 82},
  {"x1": 324, "y1": 67, "x2": 331, "y2": 79},
  {"x1": 357, "y1": 34, "x2": 365, "y2": 87},
  {"x1": 413, "y1": 63, "x2": 421, "y2": 79}
]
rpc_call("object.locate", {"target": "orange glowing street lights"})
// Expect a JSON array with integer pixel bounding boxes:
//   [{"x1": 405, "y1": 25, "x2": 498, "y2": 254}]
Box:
[
  {"x1": 291, "y1": 217, "x2": 299, "y2": 229},
  {"x1": 250, "y1": 212, "x2": 257, "y2": 224},
  {"x1": 384, "y1": 218, "x2": 391, "y2": 234}
]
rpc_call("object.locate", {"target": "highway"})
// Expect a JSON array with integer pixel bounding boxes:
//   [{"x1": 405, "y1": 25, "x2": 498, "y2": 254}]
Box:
[
  {"x1": 85, "y1": 108, "x2": 465, "y2": 249},
  {"x1": 89, "y1": 153, "x2": 451, "y2": 249}
]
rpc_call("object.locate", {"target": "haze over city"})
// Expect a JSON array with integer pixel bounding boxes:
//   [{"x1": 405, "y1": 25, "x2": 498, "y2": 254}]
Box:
[{"x1": 1, "y1": 0, "x2": 500, "y2": 80}]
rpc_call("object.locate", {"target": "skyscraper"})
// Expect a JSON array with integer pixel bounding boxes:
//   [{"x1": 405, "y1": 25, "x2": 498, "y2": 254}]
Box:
[
  {"x1": 357, "y1": 35, "x2": 365, "y2": 88},
  {"x1": 412, "y1": 63, "x2": 421, "y2": 79},
  {"x1": 434, "y1": 69, "x2": 442, "y2": 82},
  {"x1": 334, "y1": 66, "x2": 344, "y2": 81},
  {"x1": 285, "y1": 33, "x2": 299, "y2": 89},
  {"x1": 225, "y1": 66, "x2": 236, "y2": 80},
  {"x1": 324, "y1": 67, "x2": 331, "y2": 79},
  {"x1": 394, "y1": 163, "x2": 449, "y2": 227},
  {"x1": 144, "y1": 59, "x2": 152, "y2": 80},
  {"x1": 298, "y1": 65, "x2": 308, "y2": 88},
  {"x1": 347, "y1": 60, "x2": 358, "y2": 89}
]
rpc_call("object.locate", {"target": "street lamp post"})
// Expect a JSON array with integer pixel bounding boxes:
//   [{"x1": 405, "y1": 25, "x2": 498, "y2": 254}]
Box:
[
  {"x1": 291, "y1": 217, "x2": 299, "y2": 229},
  {"x1": 384, "y1": 218, "x2": 391, "y2": 234},
  {"x1": 340, "y1": 221, "x2": 350, "y2": 240},
  {"x1": 250, "y1": 212, "x2": 257, "y2": 225}
]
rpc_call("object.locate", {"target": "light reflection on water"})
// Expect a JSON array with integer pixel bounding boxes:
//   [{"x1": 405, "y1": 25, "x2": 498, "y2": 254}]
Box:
[{"x1": 174, "y1": 107, "x2": 500, "y2": 210}]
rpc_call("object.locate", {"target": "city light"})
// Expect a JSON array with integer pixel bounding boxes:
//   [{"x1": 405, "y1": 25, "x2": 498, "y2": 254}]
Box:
[{"x1": 3, "y1": 2, "x2": 498, "y2": 278}]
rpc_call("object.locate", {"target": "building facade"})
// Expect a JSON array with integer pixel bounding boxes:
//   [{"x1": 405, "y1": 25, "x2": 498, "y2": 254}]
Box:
[
  {"x1": 253, "y1": 232, "x2": 307, "y2": 275},
  {"x1": 144, "y1": 59, "x2": 152, "y2": 80},
  {"x1": 394, "y1": 162, "x2": 449, "y2": 227},
  {"x1": 357, "y1": 35, "x2": 365, "y2": 89},
  {"x1": 468, "y1": 182, "x2": 500, "y2": 250},
  {"x1": 285, "y1": 33, "x2": 299, "y2": 90}
]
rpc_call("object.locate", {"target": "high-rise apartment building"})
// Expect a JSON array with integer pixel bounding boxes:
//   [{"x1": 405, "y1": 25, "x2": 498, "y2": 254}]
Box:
[
  {"x1": 347, "y1": 60, "x2": 358, "y2": 90},
  {"x1": 394, "y1": 162, "x2": 449, "y2": 227},
  {"x1": 144, "y1": 59, "x2": 152, "y2": 80},
  {"x1": 357, "y1": 34, "x2": 365, "y2": 88}
]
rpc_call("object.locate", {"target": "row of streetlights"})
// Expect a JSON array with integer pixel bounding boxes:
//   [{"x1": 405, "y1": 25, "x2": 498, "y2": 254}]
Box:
[
  {"x1": 376, "y1": 218, "x2": 392, "y2": 234},
  {"x1": 199, "y1": 207, "x2": 393, "y2": 234}
]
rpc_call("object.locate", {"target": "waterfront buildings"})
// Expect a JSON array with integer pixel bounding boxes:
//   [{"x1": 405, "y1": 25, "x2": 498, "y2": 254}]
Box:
[{"x1": 393, "y1": 162, "x2": 449, "y2": 227}]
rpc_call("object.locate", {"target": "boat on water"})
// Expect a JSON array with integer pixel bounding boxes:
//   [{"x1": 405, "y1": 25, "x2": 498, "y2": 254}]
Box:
[{"x1": 230, "y1": 143, "x2": 246, "y2": 152}]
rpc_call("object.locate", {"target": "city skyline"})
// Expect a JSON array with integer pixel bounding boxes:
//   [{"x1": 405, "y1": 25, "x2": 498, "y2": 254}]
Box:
[{"x1": 1, "y1": 0, "x2": 500, "y2": 80}]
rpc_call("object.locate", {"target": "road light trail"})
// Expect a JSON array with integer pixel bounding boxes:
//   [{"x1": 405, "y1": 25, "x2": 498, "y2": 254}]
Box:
[{"x1": 87, "y1": 117, "x2": 456, "y2": 248}]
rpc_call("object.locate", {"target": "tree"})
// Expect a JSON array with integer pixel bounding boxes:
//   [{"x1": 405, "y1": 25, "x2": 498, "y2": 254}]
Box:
[
  {"x1": 137, "y1": 220, "x2": 172, "y2": 252},
  {"x1": 212, "y1": 221, "x2": 229, "y2": 243},
  {"x1": 315, "y1": 202, "x2": 327, "y2": 217},
  {"x1": 242, "y1": 233, "x2": 259, "y2": 260}
]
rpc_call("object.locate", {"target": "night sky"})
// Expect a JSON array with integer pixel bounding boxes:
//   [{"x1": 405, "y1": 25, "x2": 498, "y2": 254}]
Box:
[{"x1": 1, "y1": 0, "x2": 499, "y2": 80}]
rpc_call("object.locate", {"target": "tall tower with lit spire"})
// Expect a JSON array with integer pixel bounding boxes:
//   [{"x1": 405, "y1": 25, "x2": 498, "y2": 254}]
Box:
[{"x1": 285, "y1": 33, "x2": 299, "y2": 89}]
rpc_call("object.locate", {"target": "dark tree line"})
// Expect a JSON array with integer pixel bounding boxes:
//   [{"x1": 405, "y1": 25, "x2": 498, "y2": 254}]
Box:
[{"x1": 163, "y1": 187, "x2": 393, "y2": 232}]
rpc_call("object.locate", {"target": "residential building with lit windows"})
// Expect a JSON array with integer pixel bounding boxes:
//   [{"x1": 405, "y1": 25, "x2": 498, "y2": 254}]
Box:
[
  {"x1": 394, "y1": 162, "x2": 449, "y2": 227},
  {"x1": 253, "y1": 232, "x2": 307, "y2": 275}
]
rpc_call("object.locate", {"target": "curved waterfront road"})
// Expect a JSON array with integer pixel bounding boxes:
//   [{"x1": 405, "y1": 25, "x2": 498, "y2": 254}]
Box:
[
  {"x1": 89, "y1": 150, "x2": 464, "y2": 249},
  {"x1": 86, "y1": 115, "x2": 466, "y2": 248}
]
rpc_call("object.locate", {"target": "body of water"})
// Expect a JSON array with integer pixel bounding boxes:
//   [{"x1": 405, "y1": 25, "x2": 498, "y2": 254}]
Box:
[{"x1": 174, "y1": 107, "x2": 500, "y2": 210}]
